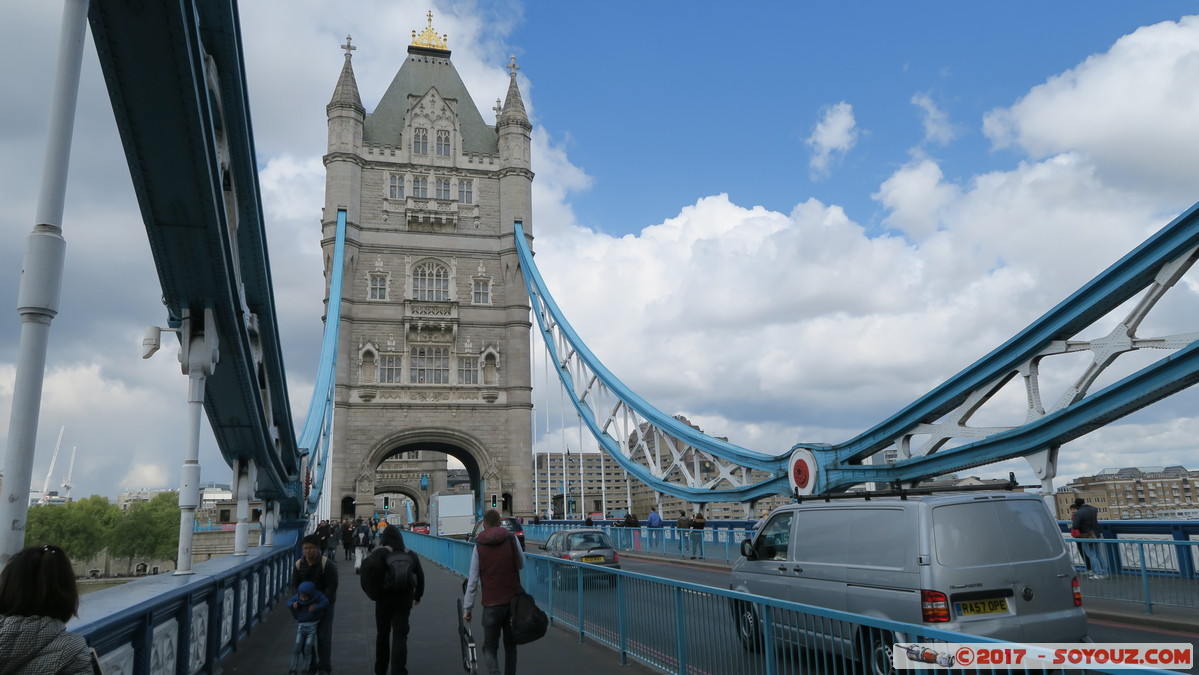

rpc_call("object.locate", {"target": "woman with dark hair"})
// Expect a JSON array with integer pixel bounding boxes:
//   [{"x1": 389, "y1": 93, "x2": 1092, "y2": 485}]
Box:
[{"x1": 0, "y1": 544, "x2": 94, "y2": 674}]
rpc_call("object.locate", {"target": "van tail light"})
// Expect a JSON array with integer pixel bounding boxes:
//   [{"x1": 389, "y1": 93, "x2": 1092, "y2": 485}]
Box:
[
  {"x1": 921, "y1": 590, "x2": 951, "y2": 623},
  {"x1": 1072, "y1": 577, "x2": 1082, "y2": 607},
  {"x1": 613, "y1": 552, "x2": 620, "y2": 563}
]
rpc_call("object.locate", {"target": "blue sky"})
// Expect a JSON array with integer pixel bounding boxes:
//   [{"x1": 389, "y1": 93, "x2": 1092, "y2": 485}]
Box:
[
  {"x1": 2, "y1": 1, "x2": 1199, "y2": 503},
  {"x1": 509, "y1": 1, "x2": 1199, "y2": 236}
]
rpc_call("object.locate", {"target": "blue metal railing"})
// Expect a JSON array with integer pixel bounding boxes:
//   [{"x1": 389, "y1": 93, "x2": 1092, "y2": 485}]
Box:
[
  {"x1": 402, "y1": 531, "x2": 1175, "y2": 675},
  {"x1": 1064, "y1": 536, "x2": 1199, "y2": 612},
  {"x1": 72, "y1": 529, "x2": 300, "y2": 673},
  {"x1": 524, "y1": 524, "x2": 756, "y2": 565}
]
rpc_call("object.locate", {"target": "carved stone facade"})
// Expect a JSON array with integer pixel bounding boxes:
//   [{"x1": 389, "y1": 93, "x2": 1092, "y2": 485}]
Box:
[{"x1": 322, "y1": 28, "x2": 533, "y2": 518}]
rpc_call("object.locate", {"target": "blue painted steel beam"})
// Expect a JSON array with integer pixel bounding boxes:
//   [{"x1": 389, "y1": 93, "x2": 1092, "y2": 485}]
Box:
[
  {"x1": 88, "y1": 1, "x2": 300, "y2": 511},
  {"x1": 807, "y1": 199, "x2": 1199, "y2": 492},
  {"x1": 300, "y1": 210, "x2": 346, "y2": 509},
  {"x1": 514, "y1": 224, "x2": 791, "y2": 503}
]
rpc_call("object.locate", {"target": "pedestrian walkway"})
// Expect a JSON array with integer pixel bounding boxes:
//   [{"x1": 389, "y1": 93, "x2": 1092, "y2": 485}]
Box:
[{"x1": 217, "y1": 553, "x2": 657, "y2": 674}]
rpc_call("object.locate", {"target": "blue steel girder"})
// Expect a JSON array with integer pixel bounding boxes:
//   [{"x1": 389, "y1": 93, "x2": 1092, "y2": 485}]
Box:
[
  {"x1": 514, "y1": 224, "x2": 791, "y2": 504},
  {"x1": 804, "y1": 199, "x2": 1199, "y2": 494},
  {"x1": 301, "y1": 211, "x2": 347, "y2": 511},
  {"x1": 88, "y1": 1, "x2": 300, "y2": 509}
]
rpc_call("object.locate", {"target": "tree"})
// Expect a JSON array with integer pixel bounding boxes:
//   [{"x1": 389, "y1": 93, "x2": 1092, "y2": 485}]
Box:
[
  {"x1": 109, "y1": 491, "x2": 180, "y2": 573},
  {"x1": 24, "y1": 495, "x2": 121, "y2": 562}
]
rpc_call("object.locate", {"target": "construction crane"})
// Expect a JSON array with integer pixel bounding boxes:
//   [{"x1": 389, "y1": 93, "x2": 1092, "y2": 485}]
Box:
[
  {"x1": 61, "y1": 446, "x2": 77, "y2": 501},
  {"x1": 38, "y1": 426, "x2": 66, "y2": 505}
]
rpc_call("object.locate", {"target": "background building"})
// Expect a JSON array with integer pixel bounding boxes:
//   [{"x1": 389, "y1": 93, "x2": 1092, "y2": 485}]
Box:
[{"x1": 1055, "y1": 465, "x2": 1198, "y2": 519}]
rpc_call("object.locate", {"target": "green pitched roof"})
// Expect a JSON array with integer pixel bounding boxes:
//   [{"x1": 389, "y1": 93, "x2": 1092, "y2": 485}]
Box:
[{"x1": 363, "y1": 47, "x2": 497, "y2": 154}]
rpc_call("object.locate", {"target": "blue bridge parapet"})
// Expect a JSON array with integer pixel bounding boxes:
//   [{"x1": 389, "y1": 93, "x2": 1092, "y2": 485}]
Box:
[{"x1": 70, "y1": 530, "x2": 299, "y2": 674}]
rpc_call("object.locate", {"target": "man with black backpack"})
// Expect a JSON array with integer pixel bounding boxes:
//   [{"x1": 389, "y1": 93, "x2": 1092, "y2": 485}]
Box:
[
  {"x1": 463, "y1": 509, "x2": 524, "y2": 675},
  {"x1": 291, "y1": 534, "x2": 338, "y2": 675},
  {"x1": 361, "y1": 524, "x2": 425, "y2": 675}
]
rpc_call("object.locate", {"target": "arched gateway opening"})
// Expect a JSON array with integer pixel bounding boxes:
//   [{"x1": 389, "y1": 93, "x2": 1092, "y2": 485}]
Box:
[{"x1": 348, "y1": 430, "x2": 520, "y2": 524}]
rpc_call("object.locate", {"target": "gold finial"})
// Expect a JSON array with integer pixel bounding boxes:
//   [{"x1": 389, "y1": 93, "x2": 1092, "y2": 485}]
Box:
[{"x1": 411, "y1": 10, "x2": 449, "y2": 50}]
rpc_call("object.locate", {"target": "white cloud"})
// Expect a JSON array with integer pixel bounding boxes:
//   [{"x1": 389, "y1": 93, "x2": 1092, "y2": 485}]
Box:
[
  {"x1": 911, "y1": 92, "x2": 957, "y2": 146},
  {"x1": 806, "y1": 102, "x2": 859, "y2": 176},
  {"x1": 121, "y1": 464, "x2": 170, "y2": 490},
  {"x1": 873, "y1": 159, "x2": 960, "y2": 238},
  {"x1": 982, "y1": 16, "x2": 1199, "y2": 207}
]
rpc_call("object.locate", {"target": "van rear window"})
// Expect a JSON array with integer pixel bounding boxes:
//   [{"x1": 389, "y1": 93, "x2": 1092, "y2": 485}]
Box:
[{"x1": 932, "y1": 500, "x2": 1063, "y2": 567}]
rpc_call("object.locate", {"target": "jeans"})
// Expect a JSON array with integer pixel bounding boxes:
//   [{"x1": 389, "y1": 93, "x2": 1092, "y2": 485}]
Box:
[
  {"x1": 290, "y1": 621, "x2": 319, "y2": 673},
  {"x1": 374, "y1": 600, "x2": 412, "y2": 675},
  {"x1": 690, "y1": 530, "x2": 704, "y2": 558},
  {"x1": 679, "y1": 531, "x2": 690, "y2": 557},
  {"x1": 482, "y1": 604, "x2": 516, "y2": 675},
  {"x1": 1083, "y1": 541, "x2": 1110, "y2": 576},
  {"x1": 316, "y1": 601, "x2": 334, "y2": 672}
]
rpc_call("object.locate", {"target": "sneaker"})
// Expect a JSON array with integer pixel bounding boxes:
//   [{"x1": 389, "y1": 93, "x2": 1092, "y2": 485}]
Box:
[{"x1": 1091, "y1": 574, "x2": 1106, "y2": 580}]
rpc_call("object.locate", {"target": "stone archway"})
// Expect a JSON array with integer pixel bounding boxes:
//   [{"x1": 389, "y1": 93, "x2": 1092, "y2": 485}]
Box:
[
  {"x1": 353, "y1": 428, "x2": 501, "y2": 521},
  {"x1": 372, "y1": 483, "x2": 427, "y2": 523}
]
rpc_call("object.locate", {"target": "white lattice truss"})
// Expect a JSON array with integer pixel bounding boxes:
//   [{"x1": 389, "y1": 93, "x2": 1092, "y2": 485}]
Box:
[{"x1": 894, "y1": 245, "x2": 1199, "y2": 463}]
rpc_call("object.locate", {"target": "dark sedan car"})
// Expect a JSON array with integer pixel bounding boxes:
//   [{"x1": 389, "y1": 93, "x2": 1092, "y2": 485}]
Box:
[{"x1": 500, "y1": 517, "x2": 526, "y2": 550}]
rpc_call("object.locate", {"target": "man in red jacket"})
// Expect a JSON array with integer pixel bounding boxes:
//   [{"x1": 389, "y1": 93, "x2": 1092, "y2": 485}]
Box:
[{"x1": 462, "y1": 509, "x2": 524, "y2": 675}]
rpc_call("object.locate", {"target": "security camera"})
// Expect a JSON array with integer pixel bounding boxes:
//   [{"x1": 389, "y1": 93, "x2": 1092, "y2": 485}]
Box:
[{"x1": 141, "y1": 326, "x2": 162, "y2": 359}]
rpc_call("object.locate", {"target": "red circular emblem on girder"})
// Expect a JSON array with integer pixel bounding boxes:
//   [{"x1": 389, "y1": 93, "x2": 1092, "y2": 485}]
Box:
[{"x1": 793, "y1": 459, "x2": 810, "y2": 489}]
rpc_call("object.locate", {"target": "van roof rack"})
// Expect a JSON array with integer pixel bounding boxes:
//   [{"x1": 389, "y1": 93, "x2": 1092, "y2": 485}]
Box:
[{"x1": 795, "y1": 472, "x2": 1036, "y2": 502}]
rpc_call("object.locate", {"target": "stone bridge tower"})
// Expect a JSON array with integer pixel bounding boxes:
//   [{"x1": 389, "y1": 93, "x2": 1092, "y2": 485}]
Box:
[{"x1": 321, "y1": 16, "x2": 533, "y2": 520}]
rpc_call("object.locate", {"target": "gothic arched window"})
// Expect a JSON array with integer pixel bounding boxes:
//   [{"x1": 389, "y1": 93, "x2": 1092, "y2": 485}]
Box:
[
  {"x1": 412, "y1": 261, "x2": 450, "y2": 301},
  {"x1": 413, "y1": 128, "x2": 428, "y2": 155},
  {"x1": 410, "y1": 346, "x2": 449, "y2": 383},
  {"x1": 436, "y1": 130, "x2": 451, "y2": 156},
  {"x1": 412, "y1": 176, "x2": 428, "y2": 198}
]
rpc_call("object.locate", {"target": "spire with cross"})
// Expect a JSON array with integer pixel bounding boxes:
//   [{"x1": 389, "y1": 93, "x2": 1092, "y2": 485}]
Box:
[
  {"x1": 507, "y1": 55, "x2": 520, "y2": 78},
  {"x1": 493, "y1": 98, "x2": 503, "y2": 119},
  {"x1": 341, "y1": 35, "x2": 356, "y2": 60}
]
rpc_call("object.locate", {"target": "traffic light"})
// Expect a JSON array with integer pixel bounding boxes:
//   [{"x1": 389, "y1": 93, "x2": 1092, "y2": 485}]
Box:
[
  {"x1": 383, "y1": 496, "x2": 390, "y2": 510},
  {"x1": 490, "y1": 493, "x2": 498, "y2": 509}
]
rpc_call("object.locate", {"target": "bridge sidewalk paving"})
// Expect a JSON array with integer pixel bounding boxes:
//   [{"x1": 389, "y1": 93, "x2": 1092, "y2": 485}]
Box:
[{"x1": 217, "y1": 553, "x2": 657, "y2": 674}]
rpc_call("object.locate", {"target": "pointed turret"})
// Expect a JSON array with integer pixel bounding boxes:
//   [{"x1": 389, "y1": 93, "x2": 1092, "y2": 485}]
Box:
[
  {"x1": 325, "y1": 35, "x2": 365, "y2": 229},
  {"x1": 497, "y1": 55, "x2": 532, "y2": 173},
  {"x1": 328, "y1": 35, "x2": 364, "y2": 114},
  {"x1": 498, "y1": 56, "x2": 529, "y2": 127}
]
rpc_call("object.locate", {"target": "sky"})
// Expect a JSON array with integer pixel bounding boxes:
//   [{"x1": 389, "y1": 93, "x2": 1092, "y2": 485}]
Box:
[{"x1": 3, "y1": 1, "x2": 1199, "y2": 504}]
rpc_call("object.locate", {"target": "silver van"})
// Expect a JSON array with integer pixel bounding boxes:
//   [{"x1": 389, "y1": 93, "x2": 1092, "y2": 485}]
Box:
[{"x1": 730, "y1": 492, "x2": 1086, "y2": 669}]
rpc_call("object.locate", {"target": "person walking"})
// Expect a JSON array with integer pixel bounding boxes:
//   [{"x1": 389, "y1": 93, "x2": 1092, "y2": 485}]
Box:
[
  {"x1": 361, "y1": 525, "x2": 425, "y2": 675},
  {"x1": 354, "y1": 519, "x2": 373, "y2": 572},
  {"x1": 463, "y1": 509, "x2": 524, "y2": 675},
  {"x1": 690, "y1": 511, "x2": 707, "y2": 560},
  {"x1": 676, "y1": 510, "x2": 691, "y2": 559},
  {"x1": 291, "y1": 534, "x2": 338, "y2": 674},
  {"x1": 1070, "y1": 498, "x2": 1109, "y2": 579},
  {"x1": 0, "y1": 544, "x2": 95, "y2": 675},
  {"x1": 646, "y1": 506, "x2": 663, "y2": 553},
  {"x1": 341, "y1": 519, "x2": 355, "y2": 561}
]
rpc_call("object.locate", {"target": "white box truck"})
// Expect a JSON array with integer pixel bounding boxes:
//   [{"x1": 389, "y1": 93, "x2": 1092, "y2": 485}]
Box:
[{"x1": 430, "y1": 493, "x2": 475, "y2": 538}]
